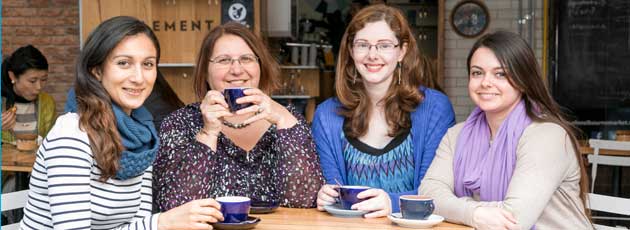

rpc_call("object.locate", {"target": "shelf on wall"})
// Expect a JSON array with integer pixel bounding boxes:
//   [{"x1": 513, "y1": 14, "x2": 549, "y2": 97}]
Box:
[
  {"x1": 158, "y1": 63, "x2": 195, "y2": 67},
  {"x1": 280, "y1": 65, "x2": 318, "y2": 69},
  {"x1": 285, "y1": 42, "x2": 332, "y2": 48},
  {"x1": 271, "y1": 95, "x2": 313, "y2": 99}
]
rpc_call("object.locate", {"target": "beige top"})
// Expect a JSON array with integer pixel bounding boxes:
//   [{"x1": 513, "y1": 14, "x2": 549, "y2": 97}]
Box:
[{"x1": 420, "y1": 122, "x2": 592, "y2": 229}]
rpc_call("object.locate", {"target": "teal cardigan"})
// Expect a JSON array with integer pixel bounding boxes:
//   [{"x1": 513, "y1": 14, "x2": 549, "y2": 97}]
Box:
[{"x1": 312, "y1": 88, "x2": 455, "y2": 212}]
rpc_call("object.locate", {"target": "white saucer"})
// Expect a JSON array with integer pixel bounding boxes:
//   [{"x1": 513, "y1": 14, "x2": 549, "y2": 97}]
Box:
[
  {"x1": 323, "y1": 203, "x2": 369, "y2": 218},
  {"x1": 388, "y1": 213, "x2": 444, "y2": 229}
]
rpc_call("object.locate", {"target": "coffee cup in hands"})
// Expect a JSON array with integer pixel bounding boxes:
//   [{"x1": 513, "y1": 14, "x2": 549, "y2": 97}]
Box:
[
  {"x1": 337, "y1": 185, "x2": 370, "y2": 210},
  {"x1": 216, "y1": 196, "x2": 251, "y2": 223},
  {"x1": 223, "y1": 87, "x2": 253, "y2": 112}
]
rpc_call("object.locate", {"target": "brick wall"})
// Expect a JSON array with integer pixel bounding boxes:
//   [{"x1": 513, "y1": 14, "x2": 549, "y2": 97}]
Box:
[
  {"x1": 443, "y1": 0, "x2": 544, "y2": 122},
  {"x1": 2, "y1": 0, "x2": 79, "y2": 115}
]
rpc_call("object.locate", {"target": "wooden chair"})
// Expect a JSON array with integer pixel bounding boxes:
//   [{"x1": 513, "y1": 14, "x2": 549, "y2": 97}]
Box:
[
  {"x1": 1, "y1": 189, "x2": 29, "y2": 230},
  {"x1": 588, "y1": 139, "x2": 630, "y2": 227}
]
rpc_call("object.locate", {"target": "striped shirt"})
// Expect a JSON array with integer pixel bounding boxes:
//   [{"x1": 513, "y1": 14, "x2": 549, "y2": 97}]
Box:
[
  {"x1": 13, "y1": 101, "x2": 38, "y2": 136},
  {"x1": 20, "y1": 113, "x2": 159, "y2": 230}
]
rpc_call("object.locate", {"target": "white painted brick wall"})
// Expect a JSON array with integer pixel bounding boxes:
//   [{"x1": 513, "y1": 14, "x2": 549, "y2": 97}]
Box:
[{"x1": 443, "y1": 0, "x2": 543, "y2": 122}]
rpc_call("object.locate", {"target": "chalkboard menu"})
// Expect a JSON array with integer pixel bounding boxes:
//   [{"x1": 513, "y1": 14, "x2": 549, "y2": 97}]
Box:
[{"x1": 555, "y1": 0, "x2": 630, "y2": 110}]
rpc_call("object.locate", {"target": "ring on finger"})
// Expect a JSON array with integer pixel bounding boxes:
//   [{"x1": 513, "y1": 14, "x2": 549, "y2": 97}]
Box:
[{"x1": 256, "y1": 105, "x2": 265, "y2": 114}]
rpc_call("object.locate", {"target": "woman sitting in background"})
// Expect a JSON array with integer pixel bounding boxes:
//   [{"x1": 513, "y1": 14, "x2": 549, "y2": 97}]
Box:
[
  {"x1": 419, "y1": 31, "x2": 591, "y2": 229},
  {"x1": 1, "y1": 45, "x2": 56, "y2": 224},
  {"x1": 21, "y1": 16, "x2": 222, "y2": 230},
  {"x1": 313, "y1": 4, "x2": 455, "y2": 218},
  {"x1": 153, "y1": 22, "x2": 323, "y2": 212},
  {"x1": 1, "y1": 44, "x2": 56, "y2": 144}
]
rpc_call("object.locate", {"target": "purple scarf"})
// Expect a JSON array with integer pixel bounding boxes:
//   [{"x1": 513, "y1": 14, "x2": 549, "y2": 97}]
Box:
[{"x1": 453, "y1": 100, "x2": 532, "y2": 201}]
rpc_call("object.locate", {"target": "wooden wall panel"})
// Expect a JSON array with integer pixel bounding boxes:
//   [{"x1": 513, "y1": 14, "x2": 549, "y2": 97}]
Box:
[{"x1": 160, "y1": 67, "x2": 197, "y2": 104}]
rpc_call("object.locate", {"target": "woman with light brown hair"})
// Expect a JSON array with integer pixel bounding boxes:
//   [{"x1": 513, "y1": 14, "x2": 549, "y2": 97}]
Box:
[
  {"x1": 153, "y1": 22, "x2": 323, "y2": 212},
  {"x1": 313, "y1": 4, "x2": 455, "y2": 218}
]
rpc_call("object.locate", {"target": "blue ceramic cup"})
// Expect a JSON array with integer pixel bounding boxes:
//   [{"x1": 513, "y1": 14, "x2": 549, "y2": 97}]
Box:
[
  {"x1": 216, "y1": 196, "x2": 251, "y2": 223},
  {"x1": 399, "y1": 195, "x2": 434, "y2": 220},
  {"x1": 337, "y1": 185, "x2": 370, "y2": 210},
  {"x1": 223, "y1": 87, "x2": 253, "y2": 112}
]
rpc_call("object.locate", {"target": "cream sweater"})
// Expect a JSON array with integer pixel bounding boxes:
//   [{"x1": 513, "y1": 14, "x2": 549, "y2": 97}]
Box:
[{"x1": 420, "y1": 122, "x2": 592, "y2": 229}]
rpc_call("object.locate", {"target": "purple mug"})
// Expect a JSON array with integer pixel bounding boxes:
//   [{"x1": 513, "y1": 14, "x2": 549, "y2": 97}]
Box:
[
  {"x1": 223, "y1": 87, "x2": 253, "y2": 112},
  {"x1": 337, "y1": 185, "x2": 370, "y2": 210},
  {"x1": 216, "y1": 196, "x2": 251, "y2": 223}
]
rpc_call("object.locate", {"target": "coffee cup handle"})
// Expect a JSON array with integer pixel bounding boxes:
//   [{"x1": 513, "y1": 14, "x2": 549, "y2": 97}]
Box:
[
  {"x1": 428, "y1": 202, "x2": 435, "y2": 214},
  {"x1": 334, "y1": 187, "x2": 341, "y2": 204}
]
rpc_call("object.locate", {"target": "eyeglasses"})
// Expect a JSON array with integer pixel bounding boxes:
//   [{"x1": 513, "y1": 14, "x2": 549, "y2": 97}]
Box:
[
  {"x1": 209, "y1": 54, "x2": 259, "y2": 67},
  {"x1": 352, "y1": 42, "x2": 399, "y2": 54}
]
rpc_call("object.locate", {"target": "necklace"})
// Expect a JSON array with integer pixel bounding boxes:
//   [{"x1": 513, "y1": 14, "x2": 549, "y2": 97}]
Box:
[{"x1": 222, "y1": 119, "x2": 250, "y2": 129}]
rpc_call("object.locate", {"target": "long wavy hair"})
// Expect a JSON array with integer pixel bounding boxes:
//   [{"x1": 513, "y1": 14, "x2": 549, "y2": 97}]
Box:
[
  {"x1": 76, "y1": 16, "x2": 160, "y2": 181},
  {"x1": 193, "y1": 22, "x2": 280, "y2": 99},
  {"x1": 336, "y1": 4, "x2": 424, "y2": 138},
  {"x1": 1, "y1": 45, "x2": 48, "y2": 109},
  {"x1": 467, "y1": 31, "x2": 590, "y2": 218}
]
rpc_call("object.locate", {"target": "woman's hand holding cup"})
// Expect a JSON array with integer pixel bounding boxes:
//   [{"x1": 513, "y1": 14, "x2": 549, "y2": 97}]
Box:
[
  {"x1": 352, "y1": 188, "x2": 392, "y2": 218},
  {"x1": 235, "y1": 88, "x2": 297, "y2": 129},
  {"x1": 316, "y1": 184, "x2": 340, "y2": 211},
  {"x1": 197, "y1": 90, "x2": 232, "y2": 149},
  {"x1": 158, "y1": 198, "x2": 224, "y2": 230},
  {"x1": 200, "y1": 90, "x2": 233, "y2": 135}
]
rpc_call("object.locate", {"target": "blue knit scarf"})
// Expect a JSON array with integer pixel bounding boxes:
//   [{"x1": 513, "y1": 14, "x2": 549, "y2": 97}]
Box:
[{"x1": 65, "y1": 89, "x2": 159, "y2": 180}]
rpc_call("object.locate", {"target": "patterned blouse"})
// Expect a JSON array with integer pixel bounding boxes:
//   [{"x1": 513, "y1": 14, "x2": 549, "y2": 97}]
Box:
[
  {"x1": 153, "y1": 103, "x2": 324, "y2": 211},
  {"x1": 343, "y1": 129, "x2": 415, "y2": 193}
]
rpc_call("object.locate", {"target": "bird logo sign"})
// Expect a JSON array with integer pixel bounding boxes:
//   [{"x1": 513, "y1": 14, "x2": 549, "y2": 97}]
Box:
[{"x1": 228, "y1": 3, "x2": 246, "y2": 22}]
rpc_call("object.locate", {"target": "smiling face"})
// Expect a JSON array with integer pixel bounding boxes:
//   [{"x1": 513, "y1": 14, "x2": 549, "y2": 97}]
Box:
[
  {"x1": 350, "y1": 20, "x2": 407, "y2": 88},
  {"x1": 9, "y1": 69, "x2": 48, "y2": 101},
  {"x1": 97, "y1": 34, "x2": 157, "y2": 115},
  {"x1": 468, "y1": 47, "x2": 522, "y2": 120},
  {"x1": 207, "y1": 34, "x2": 260, "y2": 91}
]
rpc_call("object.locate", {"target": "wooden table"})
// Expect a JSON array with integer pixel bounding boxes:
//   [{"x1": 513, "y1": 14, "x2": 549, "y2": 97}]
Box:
[
  {"x1": 252, "y1": 208, "x2": 472, "y2": 230},
  {"x1": 579, "y1": 145, "x2": 630, "y2": 156},
  {"x1": 2, "y1": 144, "x2": 36, "y2": 172}
]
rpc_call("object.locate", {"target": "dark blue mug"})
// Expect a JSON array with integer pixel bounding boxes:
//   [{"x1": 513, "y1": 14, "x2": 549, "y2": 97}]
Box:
[
  {"x1": 223, "y1": 87, "x2": 253, "y2": 112},
  {"x1": 216, "y1": 196, "x2": 251, "y2": 223},
  {"x1": 337, "y1": 185, "x2": 370, "y2": 210},
  {"x1": 399, "y1": 195, "x2": 434, "y2": 220}
]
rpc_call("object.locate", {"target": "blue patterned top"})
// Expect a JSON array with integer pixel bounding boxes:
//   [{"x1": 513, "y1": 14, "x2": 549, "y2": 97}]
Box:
[
  {"x1": 313, "y1": 87, "x2": 456, "y2": 212},
  {"x1": 343, "y1": 131, "x2": 415, "y2": 193}
]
